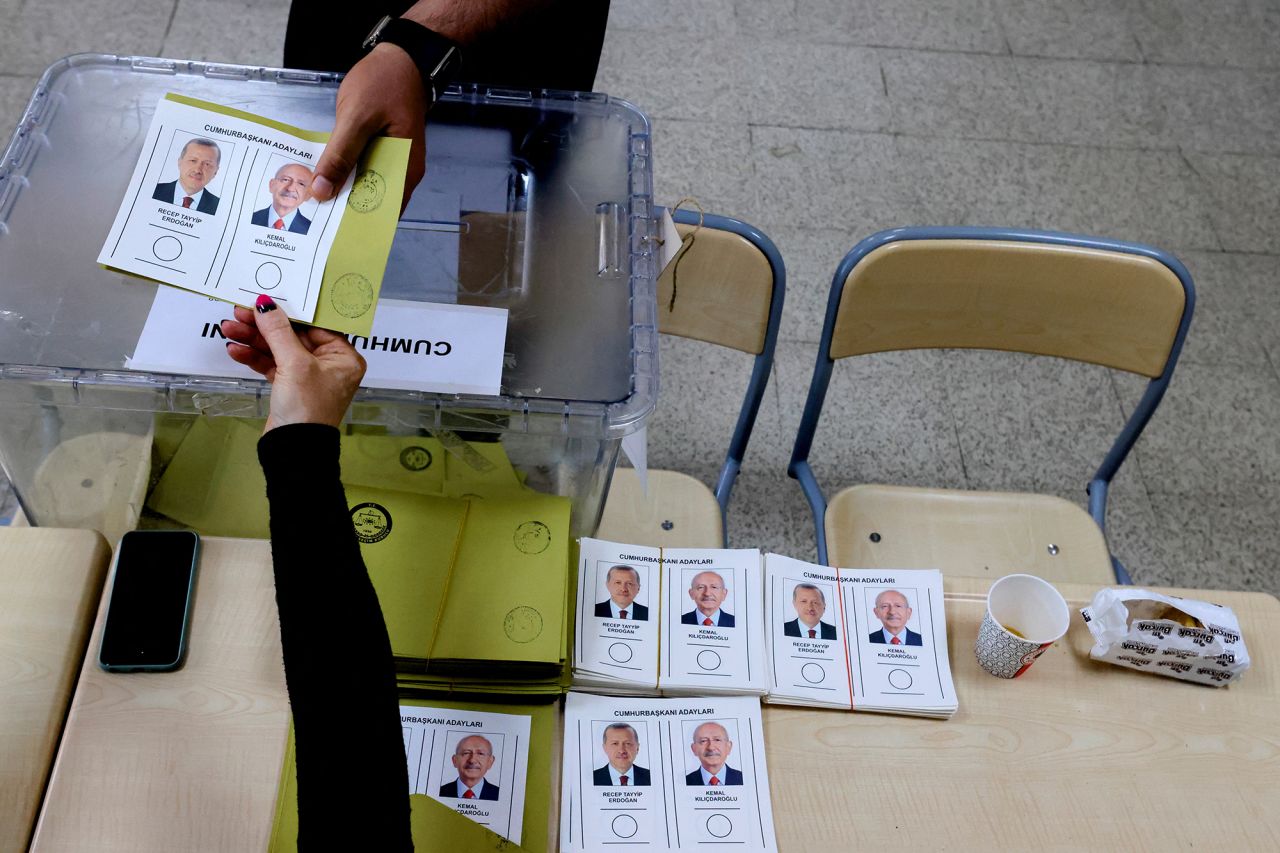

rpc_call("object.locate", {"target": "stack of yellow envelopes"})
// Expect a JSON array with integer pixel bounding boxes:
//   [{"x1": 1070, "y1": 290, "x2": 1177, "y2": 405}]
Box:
[{"x1": 146, "y1": 417, "x2": 572, "y2": 697}]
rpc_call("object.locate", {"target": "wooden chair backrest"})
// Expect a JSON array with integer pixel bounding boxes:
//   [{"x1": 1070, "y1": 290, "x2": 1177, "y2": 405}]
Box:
[
  {"x1": 658, "y1": 223, "x2": 776, "y2": 355},
  {"x1": 831, "y1": 239, "x2": 1186, "y2": 377}
]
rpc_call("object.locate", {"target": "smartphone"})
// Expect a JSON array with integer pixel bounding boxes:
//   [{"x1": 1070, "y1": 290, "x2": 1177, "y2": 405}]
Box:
[{"x1": 98, "y1": 530, "x2": 201, "y2": 672}]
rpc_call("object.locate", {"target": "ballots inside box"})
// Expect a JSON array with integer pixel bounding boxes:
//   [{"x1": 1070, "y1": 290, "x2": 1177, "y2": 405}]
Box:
[{"x1": 1080, "y1": 588, "x2": 1249, "y2": 686}]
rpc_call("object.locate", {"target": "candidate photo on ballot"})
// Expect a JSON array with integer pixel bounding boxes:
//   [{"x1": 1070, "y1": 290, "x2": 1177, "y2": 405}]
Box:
[
  {"x1": 153, "y1": 136, "x2": 222, "y2": 214},
  {"x1": 685, "y1": 721, "x2": 743, "y2": 786},
  {"x1": 593, "y1": 722, "x2": 651, "y2": 786},
  {"x1": 868, "y1": 589, "x2": 923, "y2": 646},
  {"x1": 438, "y1": 734, "x2": 500, "y2": 801},
  {"x1": 784, "y1": 582, "x2": 837, "y2": 640},
  {"x1": 595, "y1": 564, "x2": 648, "y2": 620},
  {"x1": 251, "y1": 161, "x2": 314, "y2": 235},
  {"x1": 681, "y1": 570, "x2": 734, "y2": 627}
]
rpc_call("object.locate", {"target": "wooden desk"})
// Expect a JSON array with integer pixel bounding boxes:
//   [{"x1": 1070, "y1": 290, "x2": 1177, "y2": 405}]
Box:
[
  {"x1": 31, "y1": 537, "x2": 289, "y2": 853},
  {"x1": 0, "y1": 528, "x2": 110, "y2": 853},
  {"x1": 766, "y1": 578, "x2": 1280, "y2": 849},
  {"x1": 33, "y1": 543, "x2": 1280, "y2": 850}
]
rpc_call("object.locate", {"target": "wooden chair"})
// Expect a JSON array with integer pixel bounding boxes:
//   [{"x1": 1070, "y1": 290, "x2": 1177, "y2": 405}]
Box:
[
  {"x1": 787, "y1": 227, "x2": 1195, "y2": 583},
  {"x1": 595, "y1": 209, "x2": 785, "y2": 547}
]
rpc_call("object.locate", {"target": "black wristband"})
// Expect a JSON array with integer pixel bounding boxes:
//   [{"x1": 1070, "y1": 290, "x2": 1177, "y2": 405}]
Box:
[{"x1": 362, "y1": 15, "x2": 462, "y2": 103}]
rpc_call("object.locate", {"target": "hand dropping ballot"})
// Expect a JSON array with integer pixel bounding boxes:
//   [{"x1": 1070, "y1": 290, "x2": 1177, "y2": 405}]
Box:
[{"x1": 98, "y1": 94, "x2": 407, "y2": 335}]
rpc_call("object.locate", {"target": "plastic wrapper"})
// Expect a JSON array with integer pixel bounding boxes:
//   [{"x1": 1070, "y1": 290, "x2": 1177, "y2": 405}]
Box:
[{"x1": 1079, "y1": 588, "x2": 1248, "y2": 687}]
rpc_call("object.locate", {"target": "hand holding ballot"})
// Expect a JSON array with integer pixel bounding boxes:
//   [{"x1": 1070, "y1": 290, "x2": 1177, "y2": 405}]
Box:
[
  {"x1": 220, "y1": 296, "x2": 366, "y2": 433},
  {"x1": 99, "y1": 94, "x2": 410, "y2": 336}
]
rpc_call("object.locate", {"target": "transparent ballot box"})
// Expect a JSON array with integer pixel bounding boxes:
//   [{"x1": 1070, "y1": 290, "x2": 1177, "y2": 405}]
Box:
[{"x1": 0, "y1": 55, "x2": 657, "y2": 543}]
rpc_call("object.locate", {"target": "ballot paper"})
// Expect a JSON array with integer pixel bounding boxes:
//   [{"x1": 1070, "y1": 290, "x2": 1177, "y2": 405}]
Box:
[
  {"x1": 764, "y1": 554, "x2": 957, "y2": 718},
  {"x1": 98, "y1": 94, "x2": 409, "y2": 335},
  {"x1": 129, "y1": 286, "x2": 508, "y2": 395},
  {"x1": 560, "y1": 693, "x2": 777, "y2": 852},
  {"x1": 573, "y1": 538, "x2": 767, "y2": 696},
  {"x1": 269, "y1": 697, "x2": 556, "y2": 852},
  {"x1": 98, "y1": 94, "x2": 351, "y2": 323},
  {"x1": 400, "y1": 704, "x2": 530, "y2": 843}
]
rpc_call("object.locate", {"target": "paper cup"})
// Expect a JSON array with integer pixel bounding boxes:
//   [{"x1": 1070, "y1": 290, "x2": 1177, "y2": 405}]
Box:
[{"x1": 974, "y1": 573, "x2": 1070, "y2": 679}]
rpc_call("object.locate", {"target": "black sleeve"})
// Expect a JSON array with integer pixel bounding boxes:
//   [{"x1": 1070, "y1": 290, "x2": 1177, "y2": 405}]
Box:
[{"x1": 258, "y1": 424, "x2": 412, "y2": 852}]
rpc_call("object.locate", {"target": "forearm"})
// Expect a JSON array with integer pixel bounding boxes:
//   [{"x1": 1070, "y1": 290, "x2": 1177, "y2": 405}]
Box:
[
  {"x1": 401, "y1": 0, "x2": 550, "y2": 43},
  {"x1": 258, "y1": 424, "x2": 410, "y2": 850}
]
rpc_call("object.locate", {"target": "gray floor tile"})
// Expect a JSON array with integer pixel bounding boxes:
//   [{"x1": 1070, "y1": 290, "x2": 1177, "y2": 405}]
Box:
[
  {"x1": 646, "y1": 336, "x2": 766, "y2": 485},
  {"x1": 1013, "y1": 59, "x2": 1172, "y2": 150},
  {"x1": 1148, "y1": 64, "x2": 1280, "y2": 157},
  {"x1": 737, "y1": 0, "x2": 1008, "y2": 55},
  {"x1": 1174, "y1": 250, "x2": 1277, "y2": 369},
  {"x1": 1101, "y1": 469, "x2": 1181, "y2": 586},
  {"x1": 1146, "y1": 485, "x2": 1280, "y2": 595},
  {"x1": 1131, "y1": 0, "x2": 1280, "y2": 70},
  {"x1": 748, "y1": 126, "x2": 923, "y2": 233},
  {"x1": 0, "y1": 0, "x2": 175, "y2": 76},
  {"x1": 996, "y1": 0, "x2": 1141, "y2": 62},
  {"x1": 1114, "y1": 362, "x2": 1280, "y2": 496},
  {"x1": 650, "y1": 120, "x2": 756, "y2": 221},
  {"x1": 725, "y1": 468, "x2": 815, "y2": 560},
  {"x1": 746, "y1": 43, "x2": 889, "y2": 132},
  {"x1": 607, "y1": 0, "x2": 738, "y2": 36},
  {"x1": 774, "y1": 345, "x2": 968, "y2": 492},
  {"x1": 162, "y1": 0, "x2": 289, "y2": 66},
  {"x1": 594, "y1": 29, "x2": 749, "y2": 124},
  {"x1": 895, "y1": 136, "x2": 1218, "y2": 250},
  {"x1": 894, "y1": 135, "x2": 1039, "y2": 228},
  {"x1": 1184, "y1": 152, "x2": 1280, "y2": 254},
  {"x1": 884, "y1": 51, "x2": 1032, "y2": 141},
  {"x1": 0, "y1": 75, "x2": 38, "y2": 146},
  {"x1": 941, "y1": 351, "x2": 1127, "y2": 498},
  {"x1": 749, "y1": 226, "x2": 861, "y2": 344}
]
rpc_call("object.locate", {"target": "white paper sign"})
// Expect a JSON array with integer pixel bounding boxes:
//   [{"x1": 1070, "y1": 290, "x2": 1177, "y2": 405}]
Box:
[
  {"x1": 400, "y1": 703, "x2": 530, "y2": 844},
  {"x1": 129, "y1": 286, "x2": 508, "y2": 395},
  {"x1": 98, "y1": 95, "x2": 353, "y2": 322}
]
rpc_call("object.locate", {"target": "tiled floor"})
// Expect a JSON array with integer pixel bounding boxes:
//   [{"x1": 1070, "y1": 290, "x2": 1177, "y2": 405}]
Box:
[{"x1": 1, "y1": 1, "x2": 1277, "y2": 593}]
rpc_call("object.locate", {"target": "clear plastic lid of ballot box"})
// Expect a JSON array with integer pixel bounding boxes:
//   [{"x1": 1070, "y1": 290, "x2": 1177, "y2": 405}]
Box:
[{"x1": 0, "y1": 54, "x2": 658, "y2": 439}]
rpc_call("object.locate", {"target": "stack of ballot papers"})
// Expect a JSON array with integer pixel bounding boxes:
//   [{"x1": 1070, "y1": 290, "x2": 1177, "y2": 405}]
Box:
[
  {"x1": 763, "y1": 554, "x2": 957, "y2": 718},
  {"x1": 560, "y1": 692, "x2": 778, "y2": 851},
  {"x1": 146, "y1": 418, "x2": 572, "y2": 696},
  {"x1": 270, "y1": 698, "x2": 558, "y2": 852},
  {"x1": 573, "y1": 539, "x2": 958, "y2": 718},
  {"x1": 572, "y1": 538, "x2": 767, "y2": 696}
]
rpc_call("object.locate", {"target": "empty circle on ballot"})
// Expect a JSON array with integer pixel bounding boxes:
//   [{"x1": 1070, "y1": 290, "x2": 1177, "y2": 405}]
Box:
[
  {"x1": 612, "y1": 815, "x2": 639, "y2": 839},
  {"x1": 801, "y1": 662, "x2": 826, "y2": 683},
  {"x1": 696, "y1": 649, "x2": 723, "y2": 671},
  {"x1": 255, "y1": 261, "x2": 282, "y2": 290},
  {"x1": 608, "y1": 642, "x2": 634, "y2": 663},
  {"x1": 706, "y1": 814, "x2": 733, "y2": 838},
  {"x1": 152, "y1": 235, "x2": 182, "y2": 262},
  {"x1": 888, "y1": 668, "x2": 914, "y2": 690}
]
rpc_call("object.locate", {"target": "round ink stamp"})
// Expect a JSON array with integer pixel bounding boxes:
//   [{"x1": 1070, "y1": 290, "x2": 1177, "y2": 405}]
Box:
[
  {"x1": 513, "y1": 521, "x2": 551, "y2": 555},
  {"x1": 399, "y1": 445, "x2": 434, "y2": 471},
  {"x1": 347, "y1": 169, "x2": 386, "y2": 213},
  {"x1": 504, "y1": 606, "x2": 543, "y2": 643},
  {"x1": 330, "y1": 272, "x2": 374, "y2": 318},
  {"x1": 350, "y1": 501, "x2": 392, "y2": 544}
]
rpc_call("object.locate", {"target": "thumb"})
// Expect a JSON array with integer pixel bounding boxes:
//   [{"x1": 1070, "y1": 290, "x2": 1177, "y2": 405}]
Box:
[
  {"x1": 311, "y1": 111, "x2": 370, "y2": 202},
  {"x1": 252, "y1": 295, "x2": 308, "y2": 364}
]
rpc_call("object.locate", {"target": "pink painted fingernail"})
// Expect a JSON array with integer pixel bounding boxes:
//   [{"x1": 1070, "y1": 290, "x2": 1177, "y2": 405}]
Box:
[{"x1": 256, "y1": 294, "x2": 277, "y2": 313}]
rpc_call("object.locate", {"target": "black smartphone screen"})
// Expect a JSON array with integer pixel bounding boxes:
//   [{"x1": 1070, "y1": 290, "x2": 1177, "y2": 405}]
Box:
[{"x1": 99, "y1": 530, "x2": 200, "y2": 670}]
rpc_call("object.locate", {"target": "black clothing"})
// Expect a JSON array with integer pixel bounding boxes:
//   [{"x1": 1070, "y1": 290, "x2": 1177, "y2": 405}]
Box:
[
  {"x1": 153, "y1": 180, "x2": 220, "y2": 213},
  {"x1": 259, "y1": 424, "x2": 412, "y2": 852},
  {"x1": 283, "y1": 1, "x2": 611, "y2": 92}
]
